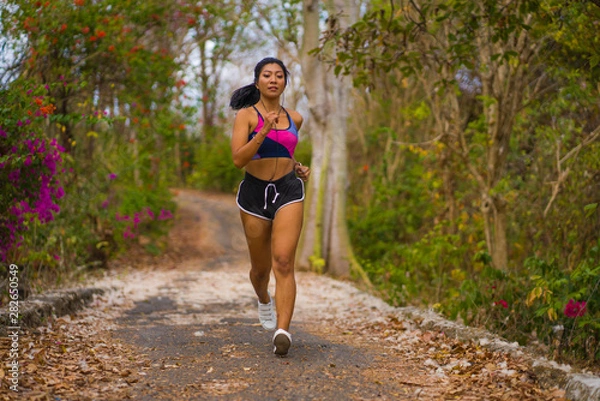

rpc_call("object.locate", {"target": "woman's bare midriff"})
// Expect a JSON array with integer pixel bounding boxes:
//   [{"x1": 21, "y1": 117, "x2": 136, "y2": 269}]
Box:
[{"x1": 245, "y1": 158, "x2": 295, "y2": 181}]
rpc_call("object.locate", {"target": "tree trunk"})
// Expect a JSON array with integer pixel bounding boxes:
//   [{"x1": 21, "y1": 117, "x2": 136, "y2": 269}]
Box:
[
  {"x1": 475, "y1": 11, "x2": 537, "y2": 271},
  {"x1": 131, "y1": 129, "x2": 141, "y2": 187},
  {"x1": 298, "y1": 0, "x2": 368, "y2": 281},
  {"x1": 481, "y1": 194, "x2": 508, "y2": 271},
  {"x1": 174, "y1": 130, "x2": 183, "y2": 185}
]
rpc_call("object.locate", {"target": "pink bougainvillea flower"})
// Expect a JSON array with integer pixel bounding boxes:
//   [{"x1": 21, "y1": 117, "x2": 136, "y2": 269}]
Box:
[
  {"x1": 133, "y1": 212, "x2": 141, "y2": 228},
  {"x1": 564, "y1": 299, "x2": 587, "y2": 318},
  {"x1": 158, "y1": 209, "x2": 173, "y2": 220},
  {"x1": 123, "y1": 226, "x2": 135, "y2": 239},
  {"x1": 146, "y1": 207, "x2": 155, "y2": 219},
  {"x1": 54, "y1": 185, "x2": 65, "y2": 200},
  {"x1": 115, "y1": 212, "x2": 130, "y2": 221}
]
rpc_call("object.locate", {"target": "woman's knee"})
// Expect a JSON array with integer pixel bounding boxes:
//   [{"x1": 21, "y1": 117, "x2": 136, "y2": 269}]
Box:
[
  {"x1": 250, "y1": 265, "x2": 270, "y2": 279},
  {"x1": 272, "y1": 254, "x2": 295, "y2": 276}
]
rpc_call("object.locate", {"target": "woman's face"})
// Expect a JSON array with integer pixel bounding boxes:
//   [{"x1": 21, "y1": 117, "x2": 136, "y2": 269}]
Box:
[{"x1": 256, "y1": 63, "x2": 286, "y2": 98}]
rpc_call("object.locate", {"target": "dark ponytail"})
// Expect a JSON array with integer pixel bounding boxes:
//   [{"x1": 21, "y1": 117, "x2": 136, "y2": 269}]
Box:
[
  {"x1": 229, "y1": 83, "x2": 260, "y2": 110},
  {"x1": 229, "y1": 57, "x2": 290, "y2": 110}
]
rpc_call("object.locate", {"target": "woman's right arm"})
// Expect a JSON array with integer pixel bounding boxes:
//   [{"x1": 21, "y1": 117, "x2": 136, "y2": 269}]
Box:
[{"x1": 231, "y1": 108, "x2": 270, "y2": 169}]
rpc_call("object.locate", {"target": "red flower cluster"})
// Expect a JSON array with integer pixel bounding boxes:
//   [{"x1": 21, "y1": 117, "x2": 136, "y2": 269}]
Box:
[
  {"x1": 494, "y1": 299, "x2": 509, "y2": 309},
  {"x1": 564, "y1": 299, "x2": 587, "y2": 318},
  {"x1": 40, "y1": 104, "x2": 56, "y2": 116}
]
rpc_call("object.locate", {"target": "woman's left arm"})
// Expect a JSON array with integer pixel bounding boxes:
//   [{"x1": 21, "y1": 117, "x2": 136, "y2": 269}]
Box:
[{"x1": 291, "y1": 110, "x2": 310, "y2": 181}]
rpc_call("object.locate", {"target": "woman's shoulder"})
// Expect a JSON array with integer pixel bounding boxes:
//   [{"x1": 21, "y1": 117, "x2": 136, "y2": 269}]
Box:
[
  {"x1": 234, "y1": 106, "x2": 259, "y2": 124},
  {"x1": 285, "y1": 108, "x2": 303, "y2": 128},
  {"x1": 235, "y1": 105, "x2": 257, "y2": 117}
]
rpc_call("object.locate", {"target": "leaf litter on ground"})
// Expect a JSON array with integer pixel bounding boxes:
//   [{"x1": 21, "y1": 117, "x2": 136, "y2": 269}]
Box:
[{"x1": 0, "y1": 291, "x2": 149, "y2": 400}]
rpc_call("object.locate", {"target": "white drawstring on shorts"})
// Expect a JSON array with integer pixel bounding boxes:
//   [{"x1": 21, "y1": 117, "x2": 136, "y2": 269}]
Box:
[{"x1": 264, "y1": 183, "x2": 280, "y2": 210}]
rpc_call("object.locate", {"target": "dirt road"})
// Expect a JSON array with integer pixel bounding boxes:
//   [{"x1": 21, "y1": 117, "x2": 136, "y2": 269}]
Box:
[{"x1": 2, "y1": 189, "x2": 570, "y2": 400}]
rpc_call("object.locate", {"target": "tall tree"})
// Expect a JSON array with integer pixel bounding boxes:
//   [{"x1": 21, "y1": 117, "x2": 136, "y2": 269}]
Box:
[
  {"x1": 298, "y1": 0, "x2": 368, "y2": 279},
  {"x1": 321, "y1": 0, "x2": 546, "y2": 271},
  {"x1": 182, "y1": 1, "x2": 256, "y2": 143}
]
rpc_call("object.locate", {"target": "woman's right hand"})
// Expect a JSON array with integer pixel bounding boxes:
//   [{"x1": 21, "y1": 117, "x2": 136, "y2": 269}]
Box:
[{"x1": 262, "y1": 111, "x2": 280, "y2": 130}]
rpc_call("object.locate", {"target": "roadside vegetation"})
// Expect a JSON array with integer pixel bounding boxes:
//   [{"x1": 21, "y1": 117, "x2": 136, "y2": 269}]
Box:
[{"x1": 1, "y1": 0, "x2": 598, "y2": 370}]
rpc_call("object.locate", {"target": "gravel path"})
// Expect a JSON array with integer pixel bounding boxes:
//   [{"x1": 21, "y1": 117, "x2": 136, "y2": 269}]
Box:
[{"x1": 1, "y1": 189, "x2": 575, "y2": 400}]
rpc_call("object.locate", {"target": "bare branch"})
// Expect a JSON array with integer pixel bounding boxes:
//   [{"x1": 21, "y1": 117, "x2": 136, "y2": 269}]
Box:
[
  {"x1": 589, "y1": 0, "x2": 600, "y2": 9},
  {"x1": 393, "y1": 133, "x2": 443, "y2": 146},
  {"x1": 559, "y1": 124, "x2": 600, "y2": 164},
  {"x1": 544, "y1": 124, "x2": 600, "y2": 217}
]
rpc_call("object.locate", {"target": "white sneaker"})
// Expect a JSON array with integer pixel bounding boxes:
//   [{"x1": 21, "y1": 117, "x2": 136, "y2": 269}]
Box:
[
  {"x1": 273, "y1": 328, "x2": 292, "y2": 356},
  {"x1": 258, "y1": 293, "x2": 276, "y2": 331}
]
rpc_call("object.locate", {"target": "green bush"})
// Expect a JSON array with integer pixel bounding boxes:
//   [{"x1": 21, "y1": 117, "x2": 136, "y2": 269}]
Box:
[
  {"x1": 0, "y1": 80, "x2": 65, "y2": 263},
  {"x1": 526, "y1": 240, "x2": 600, "y2": 361},
  {"x1": 188, "y1": 135, "x2": 244, "y2": 193}
]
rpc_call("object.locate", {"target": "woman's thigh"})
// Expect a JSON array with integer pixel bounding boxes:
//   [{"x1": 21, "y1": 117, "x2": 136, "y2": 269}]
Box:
[
  {"x1": 271, "y1": 202, "x2": 304, "y2": 266},
  {"x1": 240, "y1": 211, "x2": 272, "y2": 271}
]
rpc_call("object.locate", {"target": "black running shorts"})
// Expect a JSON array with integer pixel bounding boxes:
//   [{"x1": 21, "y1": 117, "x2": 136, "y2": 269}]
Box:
[{"x1": 236, "y1": 170, "x2": 305, "y2": 221}]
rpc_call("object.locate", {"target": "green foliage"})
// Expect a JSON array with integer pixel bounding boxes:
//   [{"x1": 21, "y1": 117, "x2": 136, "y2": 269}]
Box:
[
  {"x1": 0, "y1": 79, "x2": 65, "y2": 263},
  {"x1": 112, "y1": 185, "x2": 176, "y2": 247},
  {"x1": 294, "y1": 138, "x2": 312, "y2": 167},
  {"x1": 0, "y1": 0, "x2": 186, "y2": 290},
  {"x1": 526, "y1": 242, "x2": 600, "y2": 361},
  {"x1": 323, "y1": 0, "x2": 539, "y2": 87},
  {"x1": 341, "y1": 0, "x2": 600, "y2": 367},
  {"x1": 188, "y1": 135, "x2": 244, "y2": 193}
]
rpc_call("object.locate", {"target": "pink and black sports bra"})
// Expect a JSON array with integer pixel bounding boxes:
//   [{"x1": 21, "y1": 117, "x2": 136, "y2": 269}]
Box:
[{"x1": 248, "y1": 106, "x2": 299, "y2": 160}]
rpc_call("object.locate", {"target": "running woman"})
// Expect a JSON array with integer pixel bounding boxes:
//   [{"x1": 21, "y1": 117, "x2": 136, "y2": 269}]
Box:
[{"x1": 229, "y1": 57, "x2": 310, "y2": 356}]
